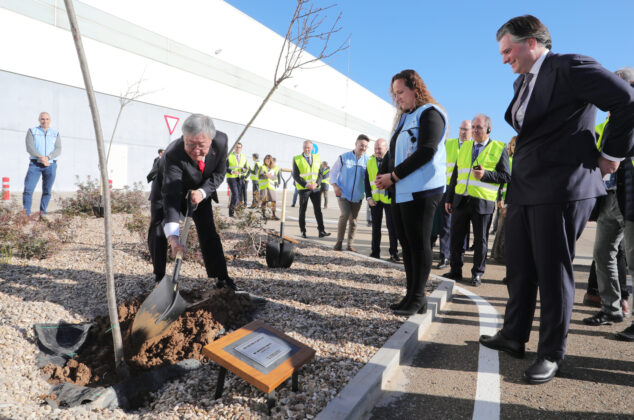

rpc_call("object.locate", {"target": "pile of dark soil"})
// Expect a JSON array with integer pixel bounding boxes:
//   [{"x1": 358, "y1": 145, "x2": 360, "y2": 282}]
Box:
[{"x1": 41, "y1": 288, "x2": 255, "y2": 387}]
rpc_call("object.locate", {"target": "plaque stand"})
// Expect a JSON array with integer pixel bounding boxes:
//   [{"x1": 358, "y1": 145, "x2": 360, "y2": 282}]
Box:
[{"x1": 203, "y1": 320, "x2": 315, "y2": 414}]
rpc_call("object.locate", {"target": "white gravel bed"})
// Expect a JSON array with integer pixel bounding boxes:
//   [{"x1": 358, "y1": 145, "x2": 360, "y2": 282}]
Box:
[{"x1": 0, "y1": 212, "x2": 435, "y2": 419}]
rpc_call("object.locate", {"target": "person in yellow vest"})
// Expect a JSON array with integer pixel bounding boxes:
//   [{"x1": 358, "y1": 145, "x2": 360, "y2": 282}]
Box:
[
  {"x1": 320, "y1": 161, "x2": 330, "y2": 209},
  {"x1": 248, "y1": 153, "x2": 261, "y2": 208},
  {"x1": 258, "y1": 154, "x2": 280, "y2": 220},
  {"x1": 226, "y1": 142, "x2": 247, "y2": 217},
  {"x1": 365, "y1": 138, "x2": 399, "y2": 261},
  {"x1": 292, "y1": 140, "x2": 330, "y2": 238},
  {"x1": 444, "y1": 114, "x2": 510, "y2": 286},
  {"x1": 491, "y1": 136, "x2": 516, "y2": 264},
  {"x1": 434, "y1": 119, "x2": 472, "y2": 269}
]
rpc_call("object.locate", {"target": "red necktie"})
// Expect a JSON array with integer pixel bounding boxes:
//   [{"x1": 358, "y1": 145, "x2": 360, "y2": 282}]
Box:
[{"x1": 198, "y1": 160, "x2": 205, "y2": 173}]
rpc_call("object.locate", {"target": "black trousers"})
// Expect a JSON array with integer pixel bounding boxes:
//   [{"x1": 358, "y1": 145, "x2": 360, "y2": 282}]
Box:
[
  {"x1": 391, "y1": 193, "x2": 442, "y2": 304},
  {"x1": 298, "y1": 189, "x2": 325, "y2": 233},
  {"x1": 240, "y1": 178, "x2": 248, "y2": 204},
  {"x1": 148, "y1": 197, "x2": 229, "y2": 280},
  {"x1": 370, "y1": 201, "x2": 398, "y2": 257},
  {"x1": 587, "y1": 240, "x2": 629, "y2": 299},
  {"x1": 437, "y1": 191, "x2": 452, "y2": 260},
  {"x1": 227, "y1": 178, "x2": 242, "y2": 216},
  {"x1": 502, "y1": 198, "x2": 595, "y2": 359},
  {"x1": 449, "y1": 200, "x2": 491, "y2": 277}
]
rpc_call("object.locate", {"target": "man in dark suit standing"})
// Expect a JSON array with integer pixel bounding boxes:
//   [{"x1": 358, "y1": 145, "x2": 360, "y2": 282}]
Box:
[
  {"x1": 444, "y1": 114, "x2": 510, "y2": 286},
  {"x1": 479, "y1": 15, "x2": 634, "y2": 384},
  {"x1": 148, "y1": 113, "x2": 240, "y2": 291}
]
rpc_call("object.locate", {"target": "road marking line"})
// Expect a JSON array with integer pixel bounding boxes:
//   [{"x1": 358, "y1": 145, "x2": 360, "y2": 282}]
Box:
[{"x1": 455, "y1": 285, "x2": 502, "y2": 420}]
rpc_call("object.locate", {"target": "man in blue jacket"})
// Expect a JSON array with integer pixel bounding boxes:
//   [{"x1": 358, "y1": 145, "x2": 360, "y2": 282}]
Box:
[
  {"x1": 23, "y1": 112, "x2": 62, "y2": 217},
  {"x1": 330, "y1": 134, "x2": 370, "y2": 251}
]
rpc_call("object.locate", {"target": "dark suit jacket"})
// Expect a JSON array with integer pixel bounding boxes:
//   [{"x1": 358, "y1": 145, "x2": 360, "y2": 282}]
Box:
[
  {"x1": 506, "y1": 53, "x2": 634, "y2": 205},
  {"x1": 446, "y1": 144, "x2": 511, "y2": 214},
  {"x1": 149, "y1": 132, "x2": 228, "y2": 224},
  {"x1": 147, "y1": 157, "x2": 160, "y2": 183}
]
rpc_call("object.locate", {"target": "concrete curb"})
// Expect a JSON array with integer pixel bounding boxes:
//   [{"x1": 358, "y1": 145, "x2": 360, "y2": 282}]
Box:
[{"x1": 316, "y1": 275, "x2": 454, "y2": 420}]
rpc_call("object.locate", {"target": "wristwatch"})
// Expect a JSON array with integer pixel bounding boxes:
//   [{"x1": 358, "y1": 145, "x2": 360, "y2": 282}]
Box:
[{"x1": 390, "y1": 173, "x2": 397, "y2": 183}]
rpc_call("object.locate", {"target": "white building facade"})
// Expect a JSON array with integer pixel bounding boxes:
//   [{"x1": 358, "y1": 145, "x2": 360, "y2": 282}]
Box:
[{"x1": 0, "y1": 0, "x2": 394, "y2": 192}]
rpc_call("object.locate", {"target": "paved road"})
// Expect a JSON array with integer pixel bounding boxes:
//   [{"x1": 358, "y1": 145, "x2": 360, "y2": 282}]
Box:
[{"x1": 371, "y1": 221, "x2": 634, "y2": 419}]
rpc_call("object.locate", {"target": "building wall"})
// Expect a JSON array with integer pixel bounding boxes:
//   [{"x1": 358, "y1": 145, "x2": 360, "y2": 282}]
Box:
[{"x1": 0, "y1": 0, "x2": 394, "y2": 192}]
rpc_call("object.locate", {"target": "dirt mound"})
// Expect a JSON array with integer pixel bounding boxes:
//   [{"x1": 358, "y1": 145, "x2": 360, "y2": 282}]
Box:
[{"x1": 42, "y1": 288, "x2": 255, "y2": 387}]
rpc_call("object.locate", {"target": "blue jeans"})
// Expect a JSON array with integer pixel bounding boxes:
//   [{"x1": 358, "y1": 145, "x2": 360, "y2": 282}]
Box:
[{"x1": 23, "y1": 160, "x2": 57, "y2": 215}]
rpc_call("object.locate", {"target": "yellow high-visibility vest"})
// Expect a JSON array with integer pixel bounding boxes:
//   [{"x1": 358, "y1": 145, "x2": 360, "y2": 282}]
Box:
[
  {"x1": 227, "y1": 153, "x2": 247, "y2": 179},
  {"x1": 367, "y1": 156, "x2": 390, "y2": 204},
  {"x1": 455, "y1": 140, "x2": 505, "y2": 202},
  {"x1": 293, "y1": 154, "x2": 321, "y2": 190},
  {"x1": 445, "y1": 138, "x2": 460, "y2": 185}
]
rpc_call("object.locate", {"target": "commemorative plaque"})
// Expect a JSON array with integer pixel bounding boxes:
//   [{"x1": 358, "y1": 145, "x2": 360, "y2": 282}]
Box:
[{"x1": 202, "y1": 320, "x2": 315, "y2": 411}]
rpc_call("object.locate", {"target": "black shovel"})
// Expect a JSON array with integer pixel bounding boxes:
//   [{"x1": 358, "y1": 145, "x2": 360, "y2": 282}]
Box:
[
  {"x1": 266, "y1": 169, "x2": 297, "y2": 268},
  {"x1": 131, "y1": 195, "x2": 196, "y2": 342}
]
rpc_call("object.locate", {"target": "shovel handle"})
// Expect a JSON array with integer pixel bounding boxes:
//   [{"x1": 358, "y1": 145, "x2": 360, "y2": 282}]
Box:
[{"x1": 172, "y1": 192, "x2": 197, "y2": 286}]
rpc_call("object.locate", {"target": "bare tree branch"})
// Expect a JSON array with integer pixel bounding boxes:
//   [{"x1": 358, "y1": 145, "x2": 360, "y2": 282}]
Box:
[{"x1": 230, "y1": 0, "x2": 348, "y2": 152}]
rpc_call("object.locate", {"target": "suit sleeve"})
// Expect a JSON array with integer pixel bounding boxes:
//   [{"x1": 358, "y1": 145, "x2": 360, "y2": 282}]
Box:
[
  {"x1": 162, "y1": 153, "x2": 185, "y2": 224},
  {"x1": 292, "y1": 159, "x2": 306, "y2": 187},
  {"x1": 570, "y1": 56, "x2": 634, "y2": 157},
  {"x1": 481, "y1": 148, "x2": 511, "y2": 185},
  {"x1": 365, "y1": 170, "x2": 372, "y2": 199},
  {"x1": 446, "y1": 165, "x2": 457, "y2": 204}
]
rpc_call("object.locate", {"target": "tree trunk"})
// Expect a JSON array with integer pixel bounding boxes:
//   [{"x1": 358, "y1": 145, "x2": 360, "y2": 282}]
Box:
[{"x1": 63, "y1": 0, "x2": 129, "y2": 378}]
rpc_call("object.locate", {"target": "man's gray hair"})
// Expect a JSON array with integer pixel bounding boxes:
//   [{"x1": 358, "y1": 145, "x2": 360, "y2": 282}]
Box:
[
  {"x1": 615, "y1": 67, "x2": 634, "y2": 86},
  {"x1": 496, "y1": 15, "x2": 552, "y2": 50},
  {"x1": 182, "y1": 113, "x2": 216, "y2": 139},
  {"x1": 473, "y1": 114, "x2": 493, "y2": 132}
]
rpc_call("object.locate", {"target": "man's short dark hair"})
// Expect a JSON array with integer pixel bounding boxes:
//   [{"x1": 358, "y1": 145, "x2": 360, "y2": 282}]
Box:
[
  {"x1": 357, "y1": 134, "x2": 370, "y2": 142},
  {"x1": 253, "y1": 153, "x2": 259, "y2": 159},
  {"x1": 496, "y1": 15, "x2": 552, "y2": 50},
  {"x1": 158, "y1": 148, "x2": 164, "y2": 155}
]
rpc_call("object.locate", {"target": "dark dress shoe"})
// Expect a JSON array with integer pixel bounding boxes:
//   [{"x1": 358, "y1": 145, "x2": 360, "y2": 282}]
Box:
[
  {"x1": 523, "y1": 357, "x2": 561, "y2": 384},
  {"x1": 301, "y1": 232, "x2": 307, "y2": 238},
  {"x1": 471, "y1": 275, "x2": 482, "y2": 286},
  {"x1": 389, "y1": 254, "x2": 401, "y2": 263},
  {"x1": 393, "y1": 301, "x2": 428, "y2": 316},
  {"x1": 583, "y1": 311, "x2": 623, "y2": 326},
  {"x1": 333, "y1": 241, "x2": 342, "y2": 251},
  {"x1": 617, "y1": 324, "x2": 634, "y2": 341},
  {"x1": 443, "y1": 271, "x2": 463, "y2": 281},
  {"x1": 479, "y1": 331, "x2": 525, "y2": 358},
  {"x1": 370, "y1": 253, "x2": 381, "y2": 259},
  {"x1": 389, "y1": 296, "x2": 408, "y2": 310},
  {"x1": 436, "y1": 258, "x2": 449, "y2": 269},
  {"x1": 318, "y1": 230, "x2": 331, "y2": 238}
]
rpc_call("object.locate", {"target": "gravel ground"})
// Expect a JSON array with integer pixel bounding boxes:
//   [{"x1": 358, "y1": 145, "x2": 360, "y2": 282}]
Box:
[{"x1": 0, "y1": 211, "x2": 432, "y2": 419}]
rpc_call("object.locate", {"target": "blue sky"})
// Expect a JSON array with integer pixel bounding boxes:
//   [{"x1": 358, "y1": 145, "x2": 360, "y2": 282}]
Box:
[{"x1": 226, "y1": 0, "x2": 633, "y2": 143}]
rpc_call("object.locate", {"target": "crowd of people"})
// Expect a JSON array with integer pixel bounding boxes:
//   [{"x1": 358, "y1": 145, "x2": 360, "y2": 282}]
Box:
[{"x1": 21, "y1": 14, "x2": 634, "y2": 386}]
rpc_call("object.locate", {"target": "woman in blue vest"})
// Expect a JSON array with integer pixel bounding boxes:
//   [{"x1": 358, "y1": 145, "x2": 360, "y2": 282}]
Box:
[{"x1": 375, "y1": 69, "x2": 447, "y2": 316}]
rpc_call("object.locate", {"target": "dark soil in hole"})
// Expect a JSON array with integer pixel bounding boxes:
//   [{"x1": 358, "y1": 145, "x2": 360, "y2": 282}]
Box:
[{"x1": 41, "y1": 288, "x2": 255, "y2": 387}]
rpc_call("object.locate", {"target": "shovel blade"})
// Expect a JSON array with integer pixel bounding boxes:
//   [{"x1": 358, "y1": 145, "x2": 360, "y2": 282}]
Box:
[
  {"x1": 131, "y1": 275, "x2": 189, "y2": 342},
  {"x1": 266, "y1": 239, "x2": 295, "y2": 268}
]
